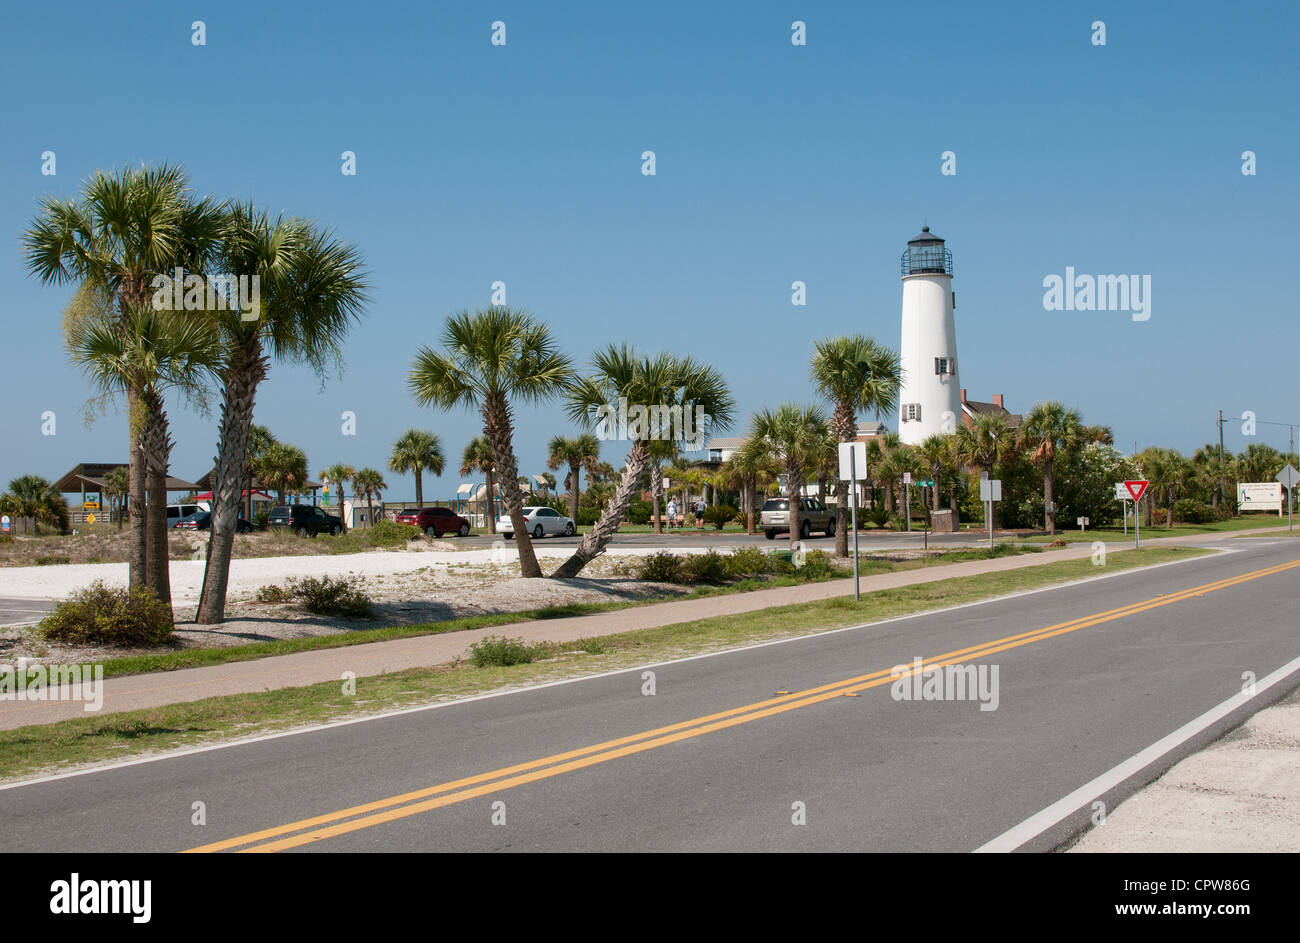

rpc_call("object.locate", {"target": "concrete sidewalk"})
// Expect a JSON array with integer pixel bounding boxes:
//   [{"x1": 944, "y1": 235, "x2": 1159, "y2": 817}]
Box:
[{"x1": 0, "y1": 543, "x2": 1113, "y2": 729}]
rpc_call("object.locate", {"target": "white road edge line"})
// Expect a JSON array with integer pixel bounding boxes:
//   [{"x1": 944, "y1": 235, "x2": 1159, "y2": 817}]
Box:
[
  {"x1": 974, "y1": 653, "x2": 1300, "y2": 853},
  {"x1": 0, "y1": 544, "x2": 1245, "y2": 792}
]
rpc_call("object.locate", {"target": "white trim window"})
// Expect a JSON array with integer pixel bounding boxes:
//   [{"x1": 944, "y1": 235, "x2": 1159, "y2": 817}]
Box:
[
  {"x1": 902, "y1": 403, "x2": 922, "y2": 422},
  {"x1": 934, "y1": 357, "x2": 954, "y2": 376}
]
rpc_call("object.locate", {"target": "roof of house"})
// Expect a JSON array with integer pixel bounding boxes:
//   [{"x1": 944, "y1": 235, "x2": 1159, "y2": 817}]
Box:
[
  {"x1": 53, "y1": 463, "x2": 199, "y2": 494},
  {"x1": 707, "y1": 437, "x2": 747, "y2": 451},
  {"x1": 960, "y1": 400, "x2": 1022, "y2": 428},
  {"x1": 192, "y1": 470, "x2": 322, "y2": 491}
]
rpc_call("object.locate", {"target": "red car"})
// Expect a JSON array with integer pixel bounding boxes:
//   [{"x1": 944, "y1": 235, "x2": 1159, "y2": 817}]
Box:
[{"x1": 395, "y1": 506, "x2": 472, "y2": 537}]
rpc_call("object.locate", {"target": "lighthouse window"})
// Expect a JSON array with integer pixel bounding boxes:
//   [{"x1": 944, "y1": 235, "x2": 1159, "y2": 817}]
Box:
[
  {"x1": 935, "y1": 358, "x2": 954, "y2": 376},
  {"x1": 903, "y1": 403, "x2": 922, "y2": 422}
]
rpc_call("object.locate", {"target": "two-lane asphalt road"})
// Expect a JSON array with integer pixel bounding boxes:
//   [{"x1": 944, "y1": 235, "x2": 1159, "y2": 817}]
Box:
[{"x1": 4, "y1": 539, "x2": 1298, "y2": 851}]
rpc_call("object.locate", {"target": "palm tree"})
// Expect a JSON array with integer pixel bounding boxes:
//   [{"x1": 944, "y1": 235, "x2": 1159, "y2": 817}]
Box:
[
  {"x1": 460, "y1": 436, "x2": 498, "y2": 534},
  {"x1": 65, "y1": 294, "x2": 217, "y2": 617},
  {"x1": 104, "y1": 465, "x2": 130, "y2": 530},
  {"x1": 743, "y1": 404, "x2": 828, "y2": 548},
  {"x1": 953, "y1": 413, "x2": 1014, "y2": 528},
  {"x1": 547, "y1": 433, "x2": 601, "y2": 524},
  {"x1": 917, "y1": 434, "x2": 952, "y2": 513},
  {"x1": 352, "y1": 468, "x2": 387, "y2": 526},
  {"x1": 0, "y1": 475, "x2": 69, "y2": 534},
  {"x1": 244, "y1": 425, "x2": 277, "y2": 521},
  {"x1": 1143, "y1": 447, "x2": 1192, "y2": 528},
  {"x1": 1019, "y1": 401, "x2": 1085, "y2": 534},
  {"x1": 408, "y1": 307, "x2": 574, "y2": 577},
  {"x1": 24, "y1": 163, "x2": 226, "y2": 592},
  {"x1": 256, "y1": 442, "x2": 309, "y2": 505},
  {"x1": 388, "y1": 429, "x2": 444, "y2": 508},
  {"x1": 196, "y1": 204, "x2": 367, "y2": 624},
  {"x1": 1237, "y1": 443, "x2": 1283, "y2": 483},
  {"x1": 810, "y1": 334, "x2": 902, "y2": 556},
  {"x1": 321, "y1": 462, "x2": 357, "y2": 530},
  {"x1": 553, "y1": 345, "x2": 734, "y2": 577},
  {"x1": 723, "y1": 439, "x2": 778, "y2": 534}
]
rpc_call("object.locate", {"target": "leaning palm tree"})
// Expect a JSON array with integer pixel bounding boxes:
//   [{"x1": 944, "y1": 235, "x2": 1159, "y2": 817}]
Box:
[
  {"x1": 409, "y1": 307, "x2": 574, "y2": 577},
  {"x1": 388, "y1": 429, "x2": 444, "y2": 508},
  {"x1": 195, "y1": 204, "x2": 367, "y2": 623},
  {"x1": 744, "y1": 404, "x2": 829, "y2": 549},
  {"x1": 546, "y1": 433, "x2": 601, "y2": 525},
  {"x1": 321, "y1": 463, "x2": 357, "y2": 530},
  {"x1": 24, "y1": 163, "x2": 226, "y2": 591},
  {"x1": 352, "y1": 468, "x2": 387, "y2": 526},
  {"x1": 1019, "y1": 401, "x2": 1085, "y2": 534},
  {"x1": 66, "y1": 297, "x2": 218, "y2": 617},
  {"x1": 256, "y1": 442, "x2": 309, "y2": 505},
  {"x1": 553, "y1": 345, "x2": 734, "y2": 577},
  {"x1": 460, "y1": 435, "x2": 498, "y2": 534},
  {"x1": 810, "y1": 335, "x2": 902, "y2": 555}
]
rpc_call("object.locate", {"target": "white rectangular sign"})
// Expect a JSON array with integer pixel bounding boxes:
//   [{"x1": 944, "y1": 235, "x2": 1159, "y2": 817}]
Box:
[
  {"x1": 979, "y1": 479, "x2": 1002, "y2": 502},
  {"x1": 1114, "y1": 482, "x2": 1130, "y2": 501},
  {"x1": 838, "y1": 441, "x2": 868, "y2": 481},
  {"x1": 1238, "y1": 481, "x2": 1282, "y2": 511}
]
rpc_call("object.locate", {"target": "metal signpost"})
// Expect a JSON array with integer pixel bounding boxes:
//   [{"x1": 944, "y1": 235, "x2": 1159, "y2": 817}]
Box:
[
  {"x1": 917, "y1": 479, "x2": 934, "y2": 551},
  {"x1": 903, "y1": 471, "x2": 912, "y2": 532},
  {"x1": 1115, "y1": 482, "x2": 1129, "y2": 536},
  {"x1": 1277, "y1": 464, "x2": 1299, "y2": 534},
  {"x1": 1125, "y1": 480, "x2": 1149, "y2": 549},
  {"x1": 839, "y1": 441, "x2": 868, "y2": 600},
  {"x1": 979, "y1": 478, "x2": 1001, "y2": 550}
]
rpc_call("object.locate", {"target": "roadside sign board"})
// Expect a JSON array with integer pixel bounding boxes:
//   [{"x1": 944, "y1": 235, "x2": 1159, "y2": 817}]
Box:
[
  {"x1": 83, "y1": 500, "x2": 99, "y2": 510},
  {"x1": 1114, "y1": 482, "x2": 1131, "y2": 501},
  {"x1": 1124, "y1": 480, "x2": 1149, "y2": 503},
  {"x1": 979, "y1": 479, "x2": 1002, "y2": 502},
  {"x1": 837, "y1": 441, "x2": 867, "y2": 481},
  {"x1": 1, "y1": 515, "x2": 9, "y2": 533},
  {"x1": 903, "y1": 471, "x2": 912, "y2": 484},
  {"x1": 916, "y1": 479, "x2": 935, "y2": 487},
  {"x1": 1277, "y1": 464, "x2": 1300, "y2": 491},
  {"x1": 86, "y1": 513, "x2": 95, "y2": 524},
  {"x1": 1238, "y1": 481, "x2": 1282, "y2": 511}
]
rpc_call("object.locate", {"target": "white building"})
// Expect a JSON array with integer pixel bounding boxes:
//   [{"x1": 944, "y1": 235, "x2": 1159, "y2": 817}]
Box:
[{"x1": 897, "y1": 226, "x2": 961, "y2": 445}]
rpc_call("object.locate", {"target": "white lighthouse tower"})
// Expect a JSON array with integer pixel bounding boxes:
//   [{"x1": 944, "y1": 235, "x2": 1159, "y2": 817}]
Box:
[{"x1": 897, "y1": 225, "x2": 960, "y2": 445}]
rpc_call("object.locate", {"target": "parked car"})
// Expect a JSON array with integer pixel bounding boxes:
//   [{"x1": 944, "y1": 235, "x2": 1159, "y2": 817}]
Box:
[
  {"x1": 761, "y1": 496, "x2": 836, "y2": 540},
  {"x1": 174, "y1": 510, "x2": 254, "y2": 533},
  {"x1": 267, "y1": 504, "x2": 343, "y2": 537},
  {"x1": 166, "y1": 503, "x2": 204, "y2": 524},
  {"x1": 394, "y1": 506, "x2": 471, "y2": 537},
  {"x1": 497, "y1": 506, "x2": 576, "y2": 539}
]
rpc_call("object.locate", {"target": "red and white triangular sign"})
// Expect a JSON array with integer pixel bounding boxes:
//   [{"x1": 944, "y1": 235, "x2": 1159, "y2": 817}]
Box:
[{"x1": 1125, "y1": 479, "x2": 1149, "y2": 502}]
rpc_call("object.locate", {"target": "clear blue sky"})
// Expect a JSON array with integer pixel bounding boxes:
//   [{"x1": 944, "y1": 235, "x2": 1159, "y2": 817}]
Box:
[{"x1": 3, "y1": 1, "x2": 1296, "y2": 500}]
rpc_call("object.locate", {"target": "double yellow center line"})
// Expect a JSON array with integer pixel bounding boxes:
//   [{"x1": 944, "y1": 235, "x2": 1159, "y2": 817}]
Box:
[{"x1": 185, "y1": 558, "x2": 1300, "y2": 853}]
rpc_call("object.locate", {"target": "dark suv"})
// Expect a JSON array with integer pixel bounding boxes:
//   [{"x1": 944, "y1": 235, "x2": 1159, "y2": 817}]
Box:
[
  {"x1": 394, "y1": 506, "x2": 472, "y2": 537},
  {"x1": 268, "y1": 504, "x2": 343, "y2": 537}
]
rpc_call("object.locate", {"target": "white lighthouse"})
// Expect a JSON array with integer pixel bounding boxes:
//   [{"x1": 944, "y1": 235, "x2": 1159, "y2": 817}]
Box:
[{"x1": 897, "y1": 225, "x2": 960, "y2": 445}]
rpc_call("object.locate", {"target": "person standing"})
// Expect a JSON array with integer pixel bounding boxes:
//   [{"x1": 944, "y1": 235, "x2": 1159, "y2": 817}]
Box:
[
  {"x1": 666, "y1": 497, "x2": 677, "y2": 529},
  {"x1": 695, "y1": 498, "x2": 706, "y2": 529}
]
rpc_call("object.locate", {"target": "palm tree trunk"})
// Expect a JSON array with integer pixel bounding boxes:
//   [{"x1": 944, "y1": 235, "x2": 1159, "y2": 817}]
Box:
[
  {"x1": 414, "y1": 470, "x2": 424, "y2": 507},
  {"x1": 788, "y1": 462, "x2": 803, "y2": 551},
  {"x1": 197, "y1": 341, "x2": 265, "y2": 624},
  {"x1": 127, "y1": 389, "x2": 147, "y2": 589},
  {"x1": 485, "y1": 470, "x2": 497, "y2": 533},
  {"x1": 746, "y1": 474, "x2": 757, "y2": 535},
  {"x1": 551, "y1": 440, "x2": 649, "y2": 579},
  {"x1": 568, "y1": 461, "x2": 581, "y2": 524},
  {"x1": 140, "y1": 390, "x2": 174, "y2": 623},
  {"x1": 483, "y1": 392, "x2": 542, "y2": 578},
  {"x1": 1044, "y1": 461, "x2": 1056, "y2": 534}
]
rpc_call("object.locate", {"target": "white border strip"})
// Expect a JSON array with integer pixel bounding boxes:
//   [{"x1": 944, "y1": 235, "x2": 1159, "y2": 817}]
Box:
[
  {"x1": 0, "y1": 545, "x2": 1237, "y2": 792},
  {"x1": 974, "y1": 653, "x2": 1300, "y2": 852}
]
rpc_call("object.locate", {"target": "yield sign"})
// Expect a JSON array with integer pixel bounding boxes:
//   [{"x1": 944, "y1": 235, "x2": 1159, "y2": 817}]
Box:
[{"x1": 1125, "y1": 479, "x2": 1149, "y2": 502}]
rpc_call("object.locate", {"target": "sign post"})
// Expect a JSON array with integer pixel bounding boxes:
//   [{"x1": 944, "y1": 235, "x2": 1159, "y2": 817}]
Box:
[
  {"x1": 838, "y1": 442, "x2": 868, "y2": 600},
  {"x1": 979, "y1": 478, "x2": 1002, "y2": 550},
  {"x1": 1125, "y1": 480, "x2": 1149, "y2": 549},
  {"x1": 1115, "y1": 482, "x2": 1129, "y2": 536},
  {"x1": 903, "y1": 472, "x2": 912, "y2": 532},
  {"x1": 1277, "y1": 465, "x2": 1299, "y2": 535}
]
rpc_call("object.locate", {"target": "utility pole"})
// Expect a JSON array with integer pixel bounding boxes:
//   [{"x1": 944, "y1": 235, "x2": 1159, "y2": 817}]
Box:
[{"x1": 1217, "y1": 409, "x2": 1227, "y2": 507}]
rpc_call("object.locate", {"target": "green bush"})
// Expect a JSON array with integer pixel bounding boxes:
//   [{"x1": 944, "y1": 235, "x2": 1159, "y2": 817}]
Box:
[
  {"x1": 285, "y1": 575, "x2": 373, "y2": 617},
  {"x1": 683, "y1": 549, "x2": 729, "y2": 583},
  {"x1": 794, "y1": 549, "x2": 836, "y2": 579},
  {"x1": 702, "y1": 504, "x2": 738, "y2": 530},
  {"x1": 576, "y1": 507, "x2": 600, "y2": 526},
  {"x1": 37, "y1": 581, "x2": 174, "y2": 647},
  {"x1": 367, "y1": 520, "x2": 420, "y2": 547},
  {"x1": 35, "y1": 555, "x2": 72, "y2": 566},
  {"x1": 725, "y1": 546, "x2": 770, "y2": 578},
  {"x1": 625, "y1": 500, "x2": 653, "y2": 525},
  {"x1": 1172, "y1": 499, "x2": 1215, "y2": 524},
  {"x1": 866, "y1": 503, "x2": 891, "y2": 528},
  {"x1": 468, "y1": 634, "x2": 551, "y2": 667},
  {"x1": 638, "y1": 551, "x2": 685, "y2": 583},
  {"x1": 252, "y1": 509, "x2": 269, "y2": 531},
  {"x1": 254, "y1": 583, "x2": 291, "y2": 603}
]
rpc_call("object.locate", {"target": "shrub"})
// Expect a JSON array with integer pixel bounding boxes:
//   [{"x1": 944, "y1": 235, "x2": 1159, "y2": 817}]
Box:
[
  {"x1": 254, "y1": 583, "x2": 291, "y2": 603},
  {"x1": 469, "y1": 634, "x2": 551, "y2": 667},
  {"x1": 1172, "y1": 499, "x2": 1215, "y2": 524},
  {"x1": 683, "y1": 549, "x2": 729, "y2": 583},
  {"x1": 367, "y1": 520, "x2": 420, "y2": 547},
  {"x1": 37, "y1": 581, "x2": 174, "y2": 647},
  {"x1": 866, "y1": 504, "x2": 890, "y2": 528},
  {"x1": 725, "y1": 546, "x2": 770, "y2": 578},
  {"x1": 576, "y1": 507, "x2": 600, "y2": 526},
  {"x1": 285, "y1": 575, "x2": 373, "y2": 617},
  {"x1": 625, "y1": 500, "x2": 653, "y2": 525},
  {"x1": 35, "y1": 555, "x2": 72, "y2": 566},
  {"x1": 794, "y1": 549, "x2": 836, "y2": 580},
  {"x1": 702, "y1": 504, "x2": 738, "y2": 530},
  {"x1": 638, "y1": 551, "x2": 685, "y2": 583},
  {"x1": 252, "y1": 510, "x2": 269, "y2": 531}
]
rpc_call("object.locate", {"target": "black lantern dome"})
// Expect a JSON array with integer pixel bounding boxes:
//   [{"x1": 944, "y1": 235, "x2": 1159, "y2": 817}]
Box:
[{"x1": 900, "y1": 225, "x2": 953, "y2": 276}]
